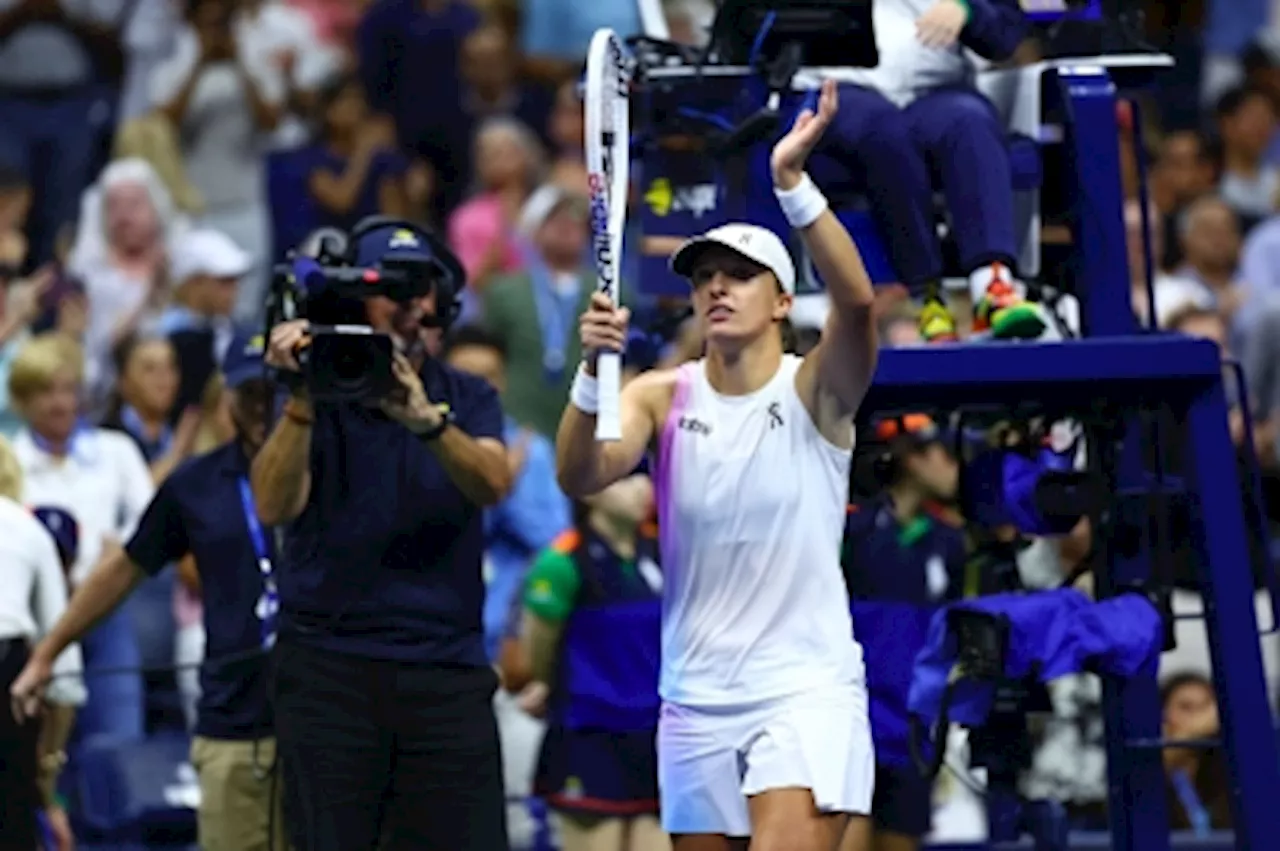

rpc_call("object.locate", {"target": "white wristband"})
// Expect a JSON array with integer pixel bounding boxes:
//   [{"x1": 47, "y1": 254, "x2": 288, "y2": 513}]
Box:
[
  {"x1": 774, "y1": 173, "x2": 828, "y2": 229},
  {"x1": 570, "y1": 363, "x2": 599, "y2": 414}
]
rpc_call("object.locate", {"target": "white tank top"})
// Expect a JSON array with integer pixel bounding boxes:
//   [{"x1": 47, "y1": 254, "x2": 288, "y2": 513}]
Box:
[{"x1": 654, "y1": 355, "x2": 865, "y2": 706}]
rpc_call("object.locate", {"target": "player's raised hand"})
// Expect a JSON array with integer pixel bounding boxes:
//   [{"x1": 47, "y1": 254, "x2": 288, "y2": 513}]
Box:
[
  {"x1": 770, "y1": 79, "x2": 838, "y2": 189},
  {"x1": 580, "y1": 291, "x2": 630, "y2": 373}
]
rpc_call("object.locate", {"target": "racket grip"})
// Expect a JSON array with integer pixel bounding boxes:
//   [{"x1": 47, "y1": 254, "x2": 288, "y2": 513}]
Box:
[{"x1": 595, "y1": 352, "x2": 622, "y2": 441}]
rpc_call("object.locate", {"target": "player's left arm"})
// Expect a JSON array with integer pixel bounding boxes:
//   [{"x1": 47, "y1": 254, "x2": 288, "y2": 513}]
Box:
[{"x1": 777, "y1": 81, "x2": 878, "y2": 445}]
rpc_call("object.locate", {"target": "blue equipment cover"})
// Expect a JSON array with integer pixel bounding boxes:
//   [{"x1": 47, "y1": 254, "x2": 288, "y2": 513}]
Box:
[{"x1": 907, "y1": 589, "x2": 1163, "y2": 728}]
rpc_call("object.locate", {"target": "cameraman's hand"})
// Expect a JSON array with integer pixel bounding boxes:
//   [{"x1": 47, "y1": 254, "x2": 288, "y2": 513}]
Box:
[
  {"x1": 580, "y1": 292, "x2": 630, "y2": 375},
  {"x1": 266, "y1": 320, "x2": 311, "y2": 371},
  {"x1": 380, "y1": 352, "x2": 443, "y2": 434}
]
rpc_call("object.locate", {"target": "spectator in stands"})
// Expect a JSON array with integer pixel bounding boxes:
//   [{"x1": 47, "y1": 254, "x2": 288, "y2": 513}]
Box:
[
  {"x1": 69, "y1": 158, "x2": 182, "y2": 411},
  {"x1": 117, "y1": 0, "x2": 183, "y2": 124},
  {"x1": 102, "y1": 335, "x2": 197, "y2": 481},
  {"x1": 546, "y1": 78, "x2": 588, "y2": 196},
  {"x1": 1241, "y1": 34, "x2": 1280, "y2": 165},
  {"x1": 357, "y1": 0, "x2": 481, "y2": 221},
  {"x1": 1213, "y1": 86, "x2": 1279, "y2": 224},
  {"x1": 520, "y1": 0, "x2": 641, "y2": 83},
  {"x1": 300, "y1": 74, "x2": 410, "y2": 232},
  {"x1": 1151, "y1": 131, "x2": 1217, "y2": 269},
  {"x1": 9, "y1": 333, "x2": 154, "y2": 742},
  {"x1": 151, "y1": 0, "x2": 282, "y2": 326},
  {"x1": 240, "y1": 0, "x2": 344, "y2": 150},
  {"x1": 1166, "y1": 304, "x2": 1276, "y2": 467},
  {"x1": 0, "y1": 0, "x2": 125, "y2": 270},
  {"x1": 0, "y1": 437, "x2": 84, "y2": 851},
  {"x1": 1161, "y1": 671, "x2": 1232, "y2": 833},
  {"x1": 449, "y1": 117, "x2": 544, "y2": 303},
  {"x1": 1238, "y1": 197, "x2": 1280, "y2": 299},
  {"x1": 806, "y1": 0, "x2": 1043, "y2": 343},
  {"x1": 101, "y1": 333, "x2": 199, "y2": 730},
  {"x1": 484, "y1": 184, "x2": 591, "y2": 439},
  {"x1": 0, "y1": 268, "x2": 58, "y2": 436},
  {"x1": 461, "y1": 25, "x2": 554, "y2": 150},
  {"x1": 11, "y1": 334, "x2": 287, "y2": 851},
  {"x1": 842, "y1": 416, "x2": 964, "y2": 851},
  {"x1": 442, "y1": 325, "x2": 569, "y2": 662},
  {"x1": 1124, "y1": 199, "x2": 1212, "y2": 327},
  {"x1": 150, "y1": 227, "x2": 252, "y2": 352},
  {"x1": 0, "y1": 165, "x2": 30, "y2": 281},
  {"x1": 1173, "y1": 196, "x2": 1256, "y2": 349},
  {"x1": 519, "y1": 473, "x2": 665, "y2": 851}
]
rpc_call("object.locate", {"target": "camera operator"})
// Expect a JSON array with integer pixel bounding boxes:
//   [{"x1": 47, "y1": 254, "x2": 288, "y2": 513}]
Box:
[{"x1": 252, "y1": 221, "x2": 512, "y2": 850}]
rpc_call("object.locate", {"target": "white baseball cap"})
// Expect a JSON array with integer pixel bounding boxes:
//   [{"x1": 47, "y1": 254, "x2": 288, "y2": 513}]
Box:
[
  {"x1": 670, "y1": 223, "x2": 796, "y2": 294},
  {"x1": 170, "y1": 228, "x2": 252, "y2": 284}
]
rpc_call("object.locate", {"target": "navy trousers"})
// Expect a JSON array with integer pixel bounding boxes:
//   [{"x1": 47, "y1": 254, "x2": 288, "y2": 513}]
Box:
[{"x1": 808, "y1": 84, "x2": 1019, "y2": 293}]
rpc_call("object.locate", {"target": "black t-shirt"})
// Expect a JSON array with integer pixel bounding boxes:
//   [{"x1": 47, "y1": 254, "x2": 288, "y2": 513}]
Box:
[
  {"x1": 126, "y1": 442, "x2": 274, "y2": 740},
  {"x1": 278, "y1": 359, "x2": 505, "y2": 665}
]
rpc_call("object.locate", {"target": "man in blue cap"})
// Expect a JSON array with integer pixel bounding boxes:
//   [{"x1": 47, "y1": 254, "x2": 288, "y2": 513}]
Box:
[
  {"x1": 253, "y1": 219, "x2": 512, "y2": 849},
  {"x1": 11, "y1": 334, "x2": 286, "y2": 851}
]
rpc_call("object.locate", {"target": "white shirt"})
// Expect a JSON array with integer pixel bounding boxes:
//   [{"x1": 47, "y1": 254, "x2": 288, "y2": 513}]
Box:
[
  {"x1": 149, "y1": 18, "x2": 286, "y2": 212},
  {"x1": 14, "y1": 428, "x2": 155, "y2": 585},
  {"x1": 0, "y1": 499, "x2": 86, "y2": 706},
  {"x1": 654, "y1": 355, "x2": 863, "y2": 706},
  {"x1": 795, "y1": 0, "x2": 972, "y2": 107}
]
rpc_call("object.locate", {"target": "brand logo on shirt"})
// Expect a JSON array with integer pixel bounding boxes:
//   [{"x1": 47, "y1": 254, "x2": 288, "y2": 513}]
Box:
[
  {"x1": 767, "y1": 402, "x2": 783, "y2": 429},
  {"x1": 678, "y1": 416, "x2": 711, "y2": 435}
]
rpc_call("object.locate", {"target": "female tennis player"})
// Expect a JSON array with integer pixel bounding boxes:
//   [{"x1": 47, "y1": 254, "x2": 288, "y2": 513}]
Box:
[{"x1": 556, "y1": 79, "x2": 877, "y2": 851}]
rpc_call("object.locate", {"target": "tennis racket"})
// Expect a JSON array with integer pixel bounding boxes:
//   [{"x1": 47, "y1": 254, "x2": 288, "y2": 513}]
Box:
[{"x1": 584, "y1": 28, "x2": 631, "y2": 442}]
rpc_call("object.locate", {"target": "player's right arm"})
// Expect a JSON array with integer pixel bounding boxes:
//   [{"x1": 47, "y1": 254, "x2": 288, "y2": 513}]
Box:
[{"x1": 556, "y1": 292, "x2": 666, "y2": 497}]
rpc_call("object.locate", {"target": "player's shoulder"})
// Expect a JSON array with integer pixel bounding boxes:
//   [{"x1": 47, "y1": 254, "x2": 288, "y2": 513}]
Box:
[
  {"x1": 625, "y1": 364, "x2": 683, "y2": 397},
  {"x1": 624, "y1": 364, "x2": 683, "y2": 422}
]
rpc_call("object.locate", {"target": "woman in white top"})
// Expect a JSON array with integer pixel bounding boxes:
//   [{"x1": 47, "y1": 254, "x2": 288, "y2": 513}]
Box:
[
  {"x1": 0, "y1": 434, "x2": 85, "y2": 851},
  {"x1": 150, "y1": 0, "x2": 285, "y2": 327},
  {"x1": 9, "y1": 333, "x2": 155, "y2": 742},
  {"x1": 556, "y1": 82, "x2": 879, "y2": 851}
]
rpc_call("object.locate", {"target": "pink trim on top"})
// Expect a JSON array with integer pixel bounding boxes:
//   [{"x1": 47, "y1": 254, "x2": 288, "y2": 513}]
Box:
[{"x1": 654, "y1": 364, "x2": 693, "y2": 552}]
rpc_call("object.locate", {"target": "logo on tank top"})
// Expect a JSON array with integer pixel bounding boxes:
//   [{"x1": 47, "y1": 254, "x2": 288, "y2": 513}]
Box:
[
  {"x1": 767, "y1": 402, "x2": 784, "y2": 428},
  {"x1": 678, "y1": 415, "x2": 711, "y2": 435}
]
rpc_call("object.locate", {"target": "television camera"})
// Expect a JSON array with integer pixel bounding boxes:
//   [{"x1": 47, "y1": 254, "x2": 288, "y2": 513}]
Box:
[{"x1": 264, "y1": 217, "x2": 464, "y2": 402}]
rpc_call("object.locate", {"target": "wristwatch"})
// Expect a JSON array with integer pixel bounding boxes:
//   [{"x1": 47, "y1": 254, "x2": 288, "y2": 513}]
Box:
[{"x1": 418, "y1": 405, "x2": 456, "y2": 441}]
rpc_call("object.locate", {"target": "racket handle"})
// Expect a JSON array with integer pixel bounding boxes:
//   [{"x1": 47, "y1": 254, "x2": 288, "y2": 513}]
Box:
[{"x1": 595, "y1": 352, "x2": 622, "y2": 441}]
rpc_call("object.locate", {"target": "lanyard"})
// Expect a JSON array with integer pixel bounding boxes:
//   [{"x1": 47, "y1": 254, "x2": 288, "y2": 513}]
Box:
[
  {"x1": 527, "y1": 247, "x2": 580, "y2": 382},
  {"x1": 237, "y1": 477, "x2": 278, "y2": 649},
  {"x1": 1170, "y1": 768, "x2": 1211, "y2": 836}
]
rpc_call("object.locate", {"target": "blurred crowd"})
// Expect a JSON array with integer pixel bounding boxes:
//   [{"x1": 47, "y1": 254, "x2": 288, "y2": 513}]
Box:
[{"x1": 1, "y1": 0, "x2": 1279, "y2": 847}]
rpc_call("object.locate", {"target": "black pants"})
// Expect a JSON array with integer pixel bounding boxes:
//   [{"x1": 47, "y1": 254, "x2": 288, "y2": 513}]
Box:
[
  {"x1": 272, "y1": 639, "x2": 508, "y2": 851},
  {"x1": 0, "y1": 638, "x2": 40, "y2": 850}
]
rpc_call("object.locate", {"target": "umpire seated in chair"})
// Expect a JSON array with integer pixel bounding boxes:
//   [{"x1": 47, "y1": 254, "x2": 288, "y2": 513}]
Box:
[
  {"x1": 252, "y1": 219, "x2": 513, "y2": 850},
  {"x1": 803, "y1": 0, "x2": 1041, "y2": 342}
]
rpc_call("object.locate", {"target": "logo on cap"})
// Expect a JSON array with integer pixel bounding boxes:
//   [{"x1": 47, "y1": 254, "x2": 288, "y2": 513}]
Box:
[
  {"x1": 738, "y1": 232, "x2": 752, "y2": 246},
  {"x1": 388, "y1": 229, "x2": 419, "y2": 249}
]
